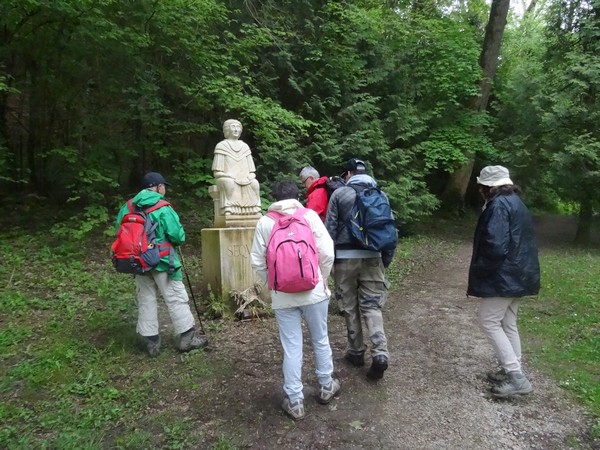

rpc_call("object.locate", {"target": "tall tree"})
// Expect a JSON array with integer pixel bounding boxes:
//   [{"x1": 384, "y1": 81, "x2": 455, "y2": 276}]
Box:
[{"x1": 443, "y1": 0, "x2": 511, "y2": 209}]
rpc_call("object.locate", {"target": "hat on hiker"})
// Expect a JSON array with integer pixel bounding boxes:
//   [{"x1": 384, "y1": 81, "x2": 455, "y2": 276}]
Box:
[
  {"x1": 342, "y1": 158, "x2": 367, "y2": 178},
  {"x1": 141, "y1": 172, "x2": 171, "y2": 189},
  {"x1": 477, "y1": 165, "x2": 513, "y2": 187}
]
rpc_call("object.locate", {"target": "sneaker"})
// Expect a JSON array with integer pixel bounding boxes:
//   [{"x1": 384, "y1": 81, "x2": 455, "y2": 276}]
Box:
[
  {"x1": 487, "y1": 368, "x2": 508, "y2": 384},
  {"x1": 318, "y1": 379, "x2": 341, "y2": 405},
  {"x1": 179, "y1": 330, "x2": 208, "y2": 352},
  {"x1": 366, "y1": 355, "x2": 388, "y2": 380},
  {"x1": 146, "y1": 336, "x2": 161, "y2": 357},
  {"x1": 491, "y1": 371, "x2": 533, "y2": 398},
  {"x1": 344, "y1": 352, "x2": 365, "y2": 367},
  {"x1": 281, "y1": 397, "x2": 305, "y2": 420}
]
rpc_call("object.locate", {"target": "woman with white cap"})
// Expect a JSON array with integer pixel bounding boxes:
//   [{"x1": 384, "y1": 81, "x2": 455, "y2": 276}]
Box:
[{"x1": 468, "y1": 165, "x2": 540, "y2": 397}]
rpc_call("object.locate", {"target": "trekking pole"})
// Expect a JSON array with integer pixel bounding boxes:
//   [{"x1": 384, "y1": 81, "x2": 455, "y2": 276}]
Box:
[{"x1": 177, "y1": 247, "x2": 207, "y2": 336}]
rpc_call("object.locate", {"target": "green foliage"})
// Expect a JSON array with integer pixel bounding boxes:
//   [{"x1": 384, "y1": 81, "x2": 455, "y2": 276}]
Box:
[
  {"x1": 50, "y1": 205, "x2": 111, "y2": 241},
  {"x1": 0, "y1": 0, "x2": 497, "y2": 228},
  {"x1": 212, "y1": 435, "x2": 239, "y2": 450},
  {"x1": 492, "y1": 0, "x2": 600, "y2": 220},
  {"x1": 203, "y1": 285, "x2": 232, "y2": 320}
]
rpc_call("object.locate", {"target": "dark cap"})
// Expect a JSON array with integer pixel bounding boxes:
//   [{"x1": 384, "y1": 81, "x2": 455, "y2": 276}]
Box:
[
  {"x1": 343, "y1": 158, "x2": 367, "y2": 176},
  {"x1": 141, "y1": 172, "x2": 170, "y2": 189}
]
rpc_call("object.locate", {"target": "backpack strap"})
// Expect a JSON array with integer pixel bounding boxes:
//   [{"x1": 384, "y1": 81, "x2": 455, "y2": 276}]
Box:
[
  {"x1": 291, "y1": 207, "x2": 309, "y2": 221},
  {"x1": 145, "y1": 200, "x2": 171, "y2": 213},
  {"x1": 148, "y1": 200, "x2": 175, "y2": 273},
  {"x1": 347, "y1": 182, "x2": 370, "y2": 193},
  {"x1": 267, "y1": 210, "x2": 284, "y2": 221}
]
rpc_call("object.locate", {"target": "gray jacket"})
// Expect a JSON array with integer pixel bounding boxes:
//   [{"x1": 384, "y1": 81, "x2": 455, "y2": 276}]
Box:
[{"x1": 325, "y1": 174, "x2": 394, "y2": 265}]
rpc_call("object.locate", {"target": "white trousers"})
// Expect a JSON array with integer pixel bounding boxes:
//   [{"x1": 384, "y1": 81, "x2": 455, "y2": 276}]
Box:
[
  {"x1": 478, "y1": 297, "x2": 522, "y2": 373},
  {"x1": 135, "y1": 271, "x2": 195, "y2": 336},
  {"x1": 274, "y1": 299, "x2": 334, "y2": 402}
]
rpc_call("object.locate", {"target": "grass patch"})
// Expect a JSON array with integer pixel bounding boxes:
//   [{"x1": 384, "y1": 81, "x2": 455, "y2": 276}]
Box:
[
  {"x1": 521, "y1": 248, "x2": 600, "y2": 436},
  {"x1": 0, "y1": 230, "x2": 225, "y2": 449}
]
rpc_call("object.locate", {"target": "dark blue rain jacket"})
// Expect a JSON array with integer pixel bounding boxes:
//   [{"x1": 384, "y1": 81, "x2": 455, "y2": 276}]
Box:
[{"x1": 467, "y1": 192, "x2": 540, "y2": 298}]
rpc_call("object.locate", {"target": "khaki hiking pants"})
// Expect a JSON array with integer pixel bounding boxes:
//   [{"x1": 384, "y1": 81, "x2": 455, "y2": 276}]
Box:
[
  {"x1": 135, "y1": 271, "x2": 195, "y2": 337},
  {"x1": 333, "y1": 257, "x2": 389, "y2": 359}
]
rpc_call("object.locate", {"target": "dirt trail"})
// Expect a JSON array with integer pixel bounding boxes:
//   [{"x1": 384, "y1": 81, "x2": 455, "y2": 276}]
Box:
[{"x1": 191, "y1": 223, "x2": 598, "y2": 449}]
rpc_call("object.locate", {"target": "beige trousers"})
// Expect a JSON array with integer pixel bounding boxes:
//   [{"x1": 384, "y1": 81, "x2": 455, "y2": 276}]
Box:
[
  {"x1": 478, "y1": 297, "x2": 522, "y2": 373},
  {"x1": 135, "y1": 271, "x2": 195, "y2": 336}
]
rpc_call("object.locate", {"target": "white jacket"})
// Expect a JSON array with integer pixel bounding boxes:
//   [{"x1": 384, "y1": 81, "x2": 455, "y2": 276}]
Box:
[{"x1": 250, "y1": 199, "x2": 335, "y2": 309}]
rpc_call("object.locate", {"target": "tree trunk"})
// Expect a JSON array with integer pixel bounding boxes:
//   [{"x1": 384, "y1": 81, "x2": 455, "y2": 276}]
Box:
[
  {"x1": 443, "y1": 0, "x2": 511, "y2": 209},
  {"x1": 574, "y1": 198, "x2": 593, "y2": 245}
]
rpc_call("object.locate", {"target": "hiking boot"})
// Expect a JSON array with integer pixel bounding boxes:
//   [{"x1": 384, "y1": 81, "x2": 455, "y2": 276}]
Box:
[
  {"x1": 179, "y1": 329, "x2": 208, "y2": 352},
  {"x1": 281, "y1": 397, "x2": 305, "y2": 420},
  {"x1": 491, "y1": 371, "x2": 533, "y2": 398},
  {"x1": 146, "y1": 336, "x2": 161, "y2": 357},
  {"x1": 366, "y1": 355, "x2": 388, "y2": 380},
  {"x1": 318, "y1": 379, "x2": 341, "y2": 405},
  {"x1": 488, "y1": 367, "x2": 528, "y2": 384},
  {"x1": 487, "y1": 368, "x2": 508, "y2": 384},
  {"x1": 344, "y1": 352, "x2": 365, "y2": 367}
]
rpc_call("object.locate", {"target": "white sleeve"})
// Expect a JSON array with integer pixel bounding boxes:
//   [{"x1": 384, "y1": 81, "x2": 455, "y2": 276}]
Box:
[{"x1": 250, "y1": 217, "x2": 270, "y2": 283}]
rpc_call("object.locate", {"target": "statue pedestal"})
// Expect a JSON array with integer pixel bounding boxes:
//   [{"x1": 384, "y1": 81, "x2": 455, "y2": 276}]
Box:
[{"x1": 201, "y1": 227, "x2": 258, "y2": 302}]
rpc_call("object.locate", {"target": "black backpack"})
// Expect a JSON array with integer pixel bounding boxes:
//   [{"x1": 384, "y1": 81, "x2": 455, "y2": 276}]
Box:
[{"x1": 325, "y1": 176, "x2": 346, "y2": 199}]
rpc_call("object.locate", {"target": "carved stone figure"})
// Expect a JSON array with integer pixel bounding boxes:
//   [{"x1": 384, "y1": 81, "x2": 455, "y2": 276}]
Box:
[{"x1": 211, "y1": 119, "x2": 261, "y2": 217}]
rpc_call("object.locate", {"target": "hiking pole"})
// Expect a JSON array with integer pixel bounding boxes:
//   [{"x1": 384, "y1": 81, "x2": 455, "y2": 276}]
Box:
[{"x1": 177, "y1": 247, "x2": 207, "y2": 337}]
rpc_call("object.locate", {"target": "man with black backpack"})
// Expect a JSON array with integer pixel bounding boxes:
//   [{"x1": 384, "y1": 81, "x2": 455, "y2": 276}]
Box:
[
  {"x1": 113, "y1": 172, "x2": 207, "y2": 357},
  {"x1": 324, "y1": 158, "x2": 396, "y2": 381}
]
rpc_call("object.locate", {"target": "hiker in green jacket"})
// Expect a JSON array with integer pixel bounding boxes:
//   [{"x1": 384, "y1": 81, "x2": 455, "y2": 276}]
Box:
[{"x1": 114, "y1": 172, "x2": 207, "y2": 356}]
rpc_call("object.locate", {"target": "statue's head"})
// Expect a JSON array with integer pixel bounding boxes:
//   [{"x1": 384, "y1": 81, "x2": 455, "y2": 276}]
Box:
[{"x1": 223, "y1": 119, "x2": 243, "y2": 139}]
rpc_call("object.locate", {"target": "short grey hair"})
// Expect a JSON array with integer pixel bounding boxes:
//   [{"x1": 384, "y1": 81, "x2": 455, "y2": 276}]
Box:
[{"x1": 299, "y1": 166, "x2": 320, "y2": 183}]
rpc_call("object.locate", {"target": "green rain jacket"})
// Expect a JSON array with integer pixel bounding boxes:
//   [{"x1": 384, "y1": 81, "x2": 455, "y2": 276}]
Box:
[{"x1": 114, "y1": 189, "x2": 185, "y2": 280}]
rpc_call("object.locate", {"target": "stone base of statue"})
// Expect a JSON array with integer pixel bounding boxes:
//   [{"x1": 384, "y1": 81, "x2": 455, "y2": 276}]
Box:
[{"x1": 201, "y1": 227, "x2": 260, "y2": 307}]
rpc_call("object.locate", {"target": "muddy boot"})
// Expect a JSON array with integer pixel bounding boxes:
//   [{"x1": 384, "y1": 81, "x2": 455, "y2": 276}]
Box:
[
  {"x1": 179, "y1": 328, "x2": 208, "y2": 352},
  {"x1": 344, "y1": 352, "x2": 365, "y2": 367},
  {"x1": 146, "y1": 335, "x2": 161, "y2": 357},
  {"x1": 491, "y1": 371, "x2": 532, "y2": 398},
  {"x1": 486, "y1": 368, "x2": 507, "y2": 384},
  {"x1": 366, "y1": 355, "x2": 388, "y2": 380}
]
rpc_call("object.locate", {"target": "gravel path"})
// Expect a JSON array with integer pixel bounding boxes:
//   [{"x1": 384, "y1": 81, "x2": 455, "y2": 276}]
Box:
[{"x1": 192, "y1": 223, "x2": 599, "y2": 449}]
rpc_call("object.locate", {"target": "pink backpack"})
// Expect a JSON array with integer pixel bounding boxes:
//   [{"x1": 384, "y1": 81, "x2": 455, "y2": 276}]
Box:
[{"x1": 266, "y1": 208, "x2": 320, "y2": 293}]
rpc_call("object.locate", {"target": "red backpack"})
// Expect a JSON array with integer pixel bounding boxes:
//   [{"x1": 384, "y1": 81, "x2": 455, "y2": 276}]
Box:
[
  {"x1": 111, "y1": 200, "x2": 174, "y2": 275},
  {"x1": 266, "y1": 208, "x2": 320, "y2": 293}
]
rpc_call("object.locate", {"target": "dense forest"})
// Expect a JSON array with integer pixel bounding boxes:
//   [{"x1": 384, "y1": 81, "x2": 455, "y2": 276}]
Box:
[{"x1": 1, "y1": 0, "x2": 599, "y2": 241}]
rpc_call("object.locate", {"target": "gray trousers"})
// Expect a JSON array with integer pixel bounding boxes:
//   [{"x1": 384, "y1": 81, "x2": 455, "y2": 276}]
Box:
[{"x1": 333, "y1": 257, "x2": 388, "y2": 359}]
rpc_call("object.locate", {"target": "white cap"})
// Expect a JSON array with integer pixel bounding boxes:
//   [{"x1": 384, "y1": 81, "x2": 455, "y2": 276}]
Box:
[{"x1": 477, "y1": 165, "x2": 513, "y2": 187}]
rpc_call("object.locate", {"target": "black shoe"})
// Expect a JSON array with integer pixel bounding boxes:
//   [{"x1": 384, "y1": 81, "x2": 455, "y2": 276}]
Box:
[
  {"x1": 366, "y1": 355, "x2": 388, "y2": 380},
  {"x1": 344, "y1": 352, "x2": 365, "y2": 367}
]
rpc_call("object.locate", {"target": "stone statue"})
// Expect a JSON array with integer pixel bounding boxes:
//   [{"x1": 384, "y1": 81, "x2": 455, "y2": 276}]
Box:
[{"x1": 211, "y1": 119, "x2": 261, "y2": 217}]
